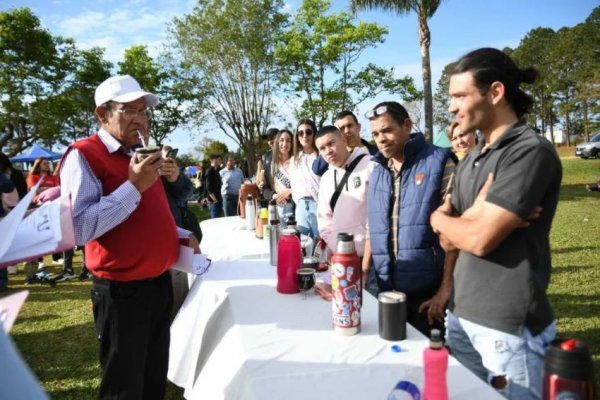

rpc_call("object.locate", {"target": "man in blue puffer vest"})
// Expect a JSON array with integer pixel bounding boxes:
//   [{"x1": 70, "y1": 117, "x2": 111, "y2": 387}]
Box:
[{"x1": 362, "y1": 101, "x2": 457, "y2": 337}]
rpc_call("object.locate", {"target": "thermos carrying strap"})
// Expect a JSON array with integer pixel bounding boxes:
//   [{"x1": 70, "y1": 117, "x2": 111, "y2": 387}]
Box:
[{"x1": 329, "y1": 154, "x2": 366, "y2": 212}]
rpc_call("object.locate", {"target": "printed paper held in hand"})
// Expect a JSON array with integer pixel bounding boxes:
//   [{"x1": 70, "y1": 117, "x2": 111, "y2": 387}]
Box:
[
  {"x1": 171, "y1": 245, "x2": 212, "y2": 276},
  {"x1": 0, "y1": 181, "x2": 75, "y2": 268}
]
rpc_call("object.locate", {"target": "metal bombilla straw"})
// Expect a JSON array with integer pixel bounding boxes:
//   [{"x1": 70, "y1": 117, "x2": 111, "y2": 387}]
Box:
[{"x1": 137, "y1": 129, "x2": 147, "y2": 148}]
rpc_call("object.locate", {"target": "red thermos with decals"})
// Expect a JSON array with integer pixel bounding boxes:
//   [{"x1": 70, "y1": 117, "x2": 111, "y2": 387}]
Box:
[
  {"x1": 542, "y1": 339, "x2": 595, "y2": 400},
  {"x1": 331, "y1": 233, "x2": 361, "y2": 335}
]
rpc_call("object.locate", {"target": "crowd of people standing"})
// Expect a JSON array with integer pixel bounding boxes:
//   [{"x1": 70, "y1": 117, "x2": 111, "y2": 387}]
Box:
[{"x1": 0, "y1": 46, "x2": 568, "y2": 400}]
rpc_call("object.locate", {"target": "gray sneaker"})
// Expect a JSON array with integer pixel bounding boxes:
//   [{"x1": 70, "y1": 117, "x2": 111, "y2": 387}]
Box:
[{"x1": 54, "y1": 271, "x2": 76, "y2": 282}]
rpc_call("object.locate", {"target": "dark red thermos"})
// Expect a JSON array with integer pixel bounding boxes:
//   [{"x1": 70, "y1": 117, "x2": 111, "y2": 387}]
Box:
[{"x1": 542, "y1": 339, "x2": 595, "y2": 400}]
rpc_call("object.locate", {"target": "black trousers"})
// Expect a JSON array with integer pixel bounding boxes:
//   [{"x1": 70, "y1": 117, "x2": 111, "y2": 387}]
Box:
[
  {"x1": 91, "y1": 271, "x2": 173, "y2": 400},
  {"x1": 405, "y1": 285, "x2": 445, "y2": 339}
]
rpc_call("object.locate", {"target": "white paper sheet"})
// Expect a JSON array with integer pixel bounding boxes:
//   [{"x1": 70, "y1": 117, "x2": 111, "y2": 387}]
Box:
[
  {"x1": 171, "y1": 245, "x2": 212, "y2": 275},
  {"x1": 0, "y1": 192, "x2": 75, "y2": 268},
  {"x1": 0, "y1": 290, "x2": 29, "y2": 333}
]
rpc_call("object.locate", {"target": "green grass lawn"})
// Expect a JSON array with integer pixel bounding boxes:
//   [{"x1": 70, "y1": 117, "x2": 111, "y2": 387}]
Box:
[{"x1": 2, "y1": 155, "x2": 599, "y2": 398}]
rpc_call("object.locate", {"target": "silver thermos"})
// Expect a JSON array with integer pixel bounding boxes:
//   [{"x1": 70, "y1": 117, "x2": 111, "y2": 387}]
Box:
[{"x1": 268, "y1": 218, "x2": 280, "y2": 266}]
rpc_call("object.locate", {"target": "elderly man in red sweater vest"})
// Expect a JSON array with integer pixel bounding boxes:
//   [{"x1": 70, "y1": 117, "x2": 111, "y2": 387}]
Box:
[{"x1": 60, "y1": 75, "x2": 197, "y2": 400}]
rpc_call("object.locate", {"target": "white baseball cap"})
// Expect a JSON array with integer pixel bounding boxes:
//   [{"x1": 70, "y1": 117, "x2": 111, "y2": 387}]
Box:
[{"x1": 94, "y1": 75, "x2": 158, "y2": 107}]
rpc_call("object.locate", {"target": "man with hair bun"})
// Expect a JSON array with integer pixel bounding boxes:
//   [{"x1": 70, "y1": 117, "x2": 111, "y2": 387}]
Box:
[{"x1": 430, "y1": 48, "x2": 562, "y2": 399}]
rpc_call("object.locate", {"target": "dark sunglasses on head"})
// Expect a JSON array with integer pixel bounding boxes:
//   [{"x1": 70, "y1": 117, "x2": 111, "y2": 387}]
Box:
[
  {"x1": 297, "y1": 129, "x2": 313, "y2": 137},
  {"x1": 365, "y1": 105, "x2": 391, "y2": 120},
  {"x1": 365, "y1": 104, "x2": 410, "y2": 124}
]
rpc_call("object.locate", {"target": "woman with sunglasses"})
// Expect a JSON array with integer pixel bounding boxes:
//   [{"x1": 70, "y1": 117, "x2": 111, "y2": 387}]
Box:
[
  {"x1": 263, "y1": 129, "x2": 295, "y2": 223},
  {"x1": 290, "y1": 118, "x2": 320, "y2": 238}
]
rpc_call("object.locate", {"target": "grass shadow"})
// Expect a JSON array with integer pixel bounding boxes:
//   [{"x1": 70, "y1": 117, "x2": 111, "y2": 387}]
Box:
[
  {"x1": 549, "y1": 292, "x2": 600, "y2": 319},
  {"x1": 12, "y1": 322, "x2": 99, "y2": 381},
  {"x1": 26, "y1": 284, "x2": 92, "y2": 302},
  {"x1": 552, "y1": 264, "x2": 596, "y2": 274},
  {"x1": 559, "y1": 183, "x2": 600, "y2": 201},
  {"x1": 552, "y1": 246, "x2": 598, "y2": 255},
  {"x1": 16, "y1": 314, "x2": 61, "y2": 323}
]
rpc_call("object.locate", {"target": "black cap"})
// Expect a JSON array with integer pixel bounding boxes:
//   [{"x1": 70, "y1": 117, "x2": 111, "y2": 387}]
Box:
[
  {"x1": 262, "y1": 127, "x2": 279, "y2": 139},
  {"x1": 337, "y1": 233, "x2": 354, "y2": 242}
]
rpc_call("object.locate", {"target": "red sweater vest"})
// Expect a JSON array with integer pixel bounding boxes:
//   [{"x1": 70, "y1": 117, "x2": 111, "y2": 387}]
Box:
[{"x1": 71, "y1": 134, "x2": 178, "y2": 281}]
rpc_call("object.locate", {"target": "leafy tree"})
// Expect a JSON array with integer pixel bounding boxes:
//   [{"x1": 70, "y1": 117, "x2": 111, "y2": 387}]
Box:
[
  {"x1": 194, "y1": 138, "x2": 229, "y2": 164},
  {"x1": 432, "y1": 61, "x2": 454, "y2": 133},
  {"x1": 275, "y1": 0, "x2": 420, "y2": 128},
  {"x1": 168, "y1": 0, "x2": 287, "y2": 175},
  {"x1": 60, "y1": 47, "x2": 113, "y2": 144},
  {"x1": 0, "y1": 8, "x2": 76, "y2": 154},
  {"x1": 550, "y1": 27, "x2": 583, "y2": 146},
  {"x1": 118, "y1": 45, "x2": 194, "y2": 145},
  {"x1": 512, "y1": 28, "x2": 557, "y2": 143},
  {"x1": 569, "y1": 8, "x2": 600, "y2": 140},
  {"x1": 177, "y1": 152, "x2": 201, "y2": 168},
  {"x1": 351, "y1": 0, "x2": 443, "y2": 142}
]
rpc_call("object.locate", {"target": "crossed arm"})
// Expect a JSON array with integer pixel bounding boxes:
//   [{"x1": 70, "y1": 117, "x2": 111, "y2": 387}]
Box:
[{"x1": 430, "y1": 173, "x2": 541, "y2": 257}]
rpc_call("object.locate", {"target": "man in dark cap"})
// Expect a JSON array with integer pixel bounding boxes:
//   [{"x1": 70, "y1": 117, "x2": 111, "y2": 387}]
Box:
[{"x1": 257, "y1": 127, "x2": 278, "y2": 197}]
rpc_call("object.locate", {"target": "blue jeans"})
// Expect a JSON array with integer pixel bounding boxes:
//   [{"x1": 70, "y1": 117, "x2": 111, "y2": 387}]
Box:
[
  {"x1": 295, "y1": 198, "x2": 319, "y2": 238},
  {"x1": 277, "y1": 201, "x2": 295, "y2": 225},
  {"x1": 208, "y1": 201, "x2": 223, "y2": 219},
  {"x1": 223, "y1": 194, "x2": 239, "y2": 217},
  {"x1": 446, "y1": 310, "x2": 556, "y2": 399}
]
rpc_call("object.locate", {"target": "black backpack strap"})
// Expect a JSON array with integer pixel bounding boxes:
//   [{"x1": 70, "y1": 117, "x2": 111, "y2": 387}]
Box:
[{"x1": 329, "y1": 154, "x2": 367, "y2": 212}]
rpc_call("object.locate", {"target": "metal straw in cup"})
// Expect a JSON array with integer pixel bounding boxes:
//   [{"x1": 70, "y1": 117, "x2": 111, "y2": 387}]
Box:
[{"x1": 137, "y1": 130, "x2": 147, "y2": 148}]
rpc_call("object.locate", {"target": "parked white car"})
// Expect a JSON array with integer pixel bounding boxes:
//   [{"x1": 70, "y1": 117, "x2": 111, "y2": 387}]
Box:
[{"x1": 575, "y1": 134, "x2": 600, "y2": 159}]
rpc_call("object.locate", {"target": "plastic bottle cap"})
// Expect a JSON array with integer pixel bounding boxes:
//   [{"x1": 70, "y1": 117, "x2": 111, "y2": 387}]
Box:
[
  {"x1": 429, "y1": 329, "x2": 443, "y2": 349},
  {"x1": 337, "y1": 232, "x2": 354, "y2": 242},
  {"x1": 560, "y1": 339, "x2": 579, "y2": 351}
]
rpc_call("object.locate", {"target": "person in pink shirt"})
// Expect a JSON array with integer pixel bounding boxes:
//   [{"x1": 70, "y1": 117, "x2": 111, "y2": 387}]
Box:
[{"x1": 315, "y1": 125, "x2": 374, "y2": 258}]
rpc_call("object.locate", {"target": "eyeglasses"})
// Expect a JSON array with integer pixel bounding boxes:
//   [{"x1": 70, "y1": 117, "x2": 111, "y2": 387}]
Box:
[
  {"x1": 297, "y1": 129, "x2": 313, "y2": 137},
  {"x1": 113, "y1": 108, "x2": 152, "y2": 121}
]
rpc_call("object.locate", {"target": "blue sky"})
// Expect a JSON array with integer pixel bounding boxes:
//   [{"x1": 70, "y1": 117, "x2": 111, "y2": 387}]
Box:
[{"x1": 2, "y1": 0, "x2": 597, "y2": 153}]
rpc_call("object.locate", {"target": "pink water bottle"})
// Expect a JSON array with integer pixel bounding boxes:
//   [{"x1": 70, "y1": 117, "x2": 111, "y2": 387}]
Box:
[
  {"x1": 277, "y1": 229, "x2": 301, "y2": 294},
  {"x1": 423, "y1": 329, "x2": 448, "y2": 400}
]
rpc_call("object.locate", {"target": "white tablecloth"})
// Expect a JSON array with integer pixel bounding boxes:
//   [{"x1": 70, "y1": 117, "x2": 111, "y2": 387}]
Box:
[
  {"x1": 199, "y1": 216, "x2": 314, "y2": 262},
  {"x1": 169, "y1": 217, "x2": 504, "y2": 400},
  {"x1": 198, "y1": 216, "x2": 270, "y2": 261}
]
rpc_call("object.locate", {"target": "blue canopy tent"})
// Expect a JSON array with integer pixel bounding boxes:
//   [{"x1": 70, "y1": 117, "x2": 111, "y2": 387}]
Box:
[{"x1": 10, "y1": 145, "x2": 63, "y2": 163}]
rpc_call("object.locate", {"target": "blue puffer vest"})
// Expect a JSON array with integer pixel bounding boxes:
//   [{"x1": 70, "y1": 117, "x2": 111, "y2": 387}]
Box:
[{"x1": 368, "y1": 132, "x2": 451, "y2": 293}]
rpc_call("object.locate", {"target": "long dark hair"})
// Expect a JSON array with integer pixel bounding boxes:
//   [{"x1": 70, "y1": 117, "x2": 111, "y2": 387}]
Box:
[
  {"x1": 451, "y1": 47, "x2": 537, "y2": 118},
  {"x1": 30, "y1": 157, "x2": 48, "y2": 175},
  {"x1": 293, "y1": 118, "x2": 318, "y2": 159}
]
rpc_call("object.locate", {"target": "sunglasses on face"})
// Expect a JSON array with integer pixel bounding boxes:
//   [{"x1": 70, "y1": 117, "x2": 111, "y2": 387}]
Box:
[{"x1": 297, "y1": 129, "x2": 313, "y2": 137}]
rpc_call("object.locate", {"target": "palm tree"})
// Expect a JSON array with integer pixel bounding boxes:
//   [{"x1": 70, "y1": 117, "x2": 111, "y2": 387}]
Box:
[{"x1": 351, "y1": 0, "x2": 442, "y2": 142}]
